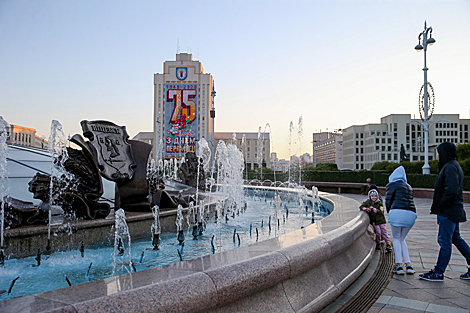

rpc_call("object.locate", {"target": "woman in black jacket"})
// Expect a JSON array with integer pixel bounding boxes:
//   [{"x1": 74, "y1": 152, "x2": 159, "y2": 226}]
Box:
[{"x1": 385, "y1": 166, "x2": 417, "y2": 275}]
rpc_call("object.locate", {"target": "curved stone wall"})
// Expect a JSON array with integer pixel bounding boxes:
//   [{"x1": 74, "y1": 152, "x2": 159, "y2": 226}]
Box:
[{"x1": 0, "y1": 193, "x2": 375, "y2": 313}]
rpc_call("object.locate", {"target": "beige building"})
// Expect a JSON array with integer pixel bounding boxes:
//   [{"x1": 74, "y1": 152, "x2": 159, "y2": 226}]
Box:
[
  {"x1": 153, "y1": 53, "x2": 214, "y2": 161},
  {"x1": 133, "y1": 131, "x2": 270, "y2": 170},
  {"x1": 312, "y1": 132, "x2": 343, "y2": 168},
  {"x1": 4, "y1": 124, "x2": 48, "y2": 149},
  {"x1": 341, "y1": 114, "x2": 470, "y2": 170},
  {"x1": 215, "y1": 132, "x2": 270, "y2": 169}
]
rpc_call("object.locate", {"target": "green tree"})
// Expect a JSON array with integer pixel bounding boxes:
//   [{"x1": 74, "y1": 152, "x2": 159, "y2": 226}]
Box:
[{"x1": 457, "y1": 143, "x2": 470, "y2": 161}]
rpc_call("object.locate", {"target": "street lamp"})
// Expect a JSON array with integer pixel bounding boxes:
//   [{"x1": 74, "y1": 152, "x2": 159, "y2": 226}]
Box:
[
  {"x1": 417, "y1": 136, "x2": 422, "y2": 161},
  {"x1": 415, "y1": 21, "x2": 436, "y2": 174},
  {"x1": 210, "y1": 81, "x2": 216, "y2": 175}
]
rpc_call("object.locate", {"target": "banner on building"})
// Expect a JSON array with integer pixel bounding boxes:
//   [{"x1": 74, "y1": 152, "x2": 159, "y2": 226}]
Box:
[{"x1": 164, "y1": 83, "x2": 198, "y2": 155}]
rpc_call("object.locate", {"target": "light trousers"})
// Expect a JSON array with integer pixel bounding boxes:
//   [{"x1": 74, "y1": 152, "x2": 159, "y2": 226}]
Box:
[{"x1": 390, "y1": 225, "x2": 411, "y2": 264}]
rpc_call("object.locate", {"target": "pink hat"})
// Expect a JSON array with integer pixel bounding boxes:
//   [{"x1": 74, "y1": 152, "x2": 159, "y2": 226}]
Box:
[{"x1": 368, "y1": 189, "x2": 379, "y2": 199}]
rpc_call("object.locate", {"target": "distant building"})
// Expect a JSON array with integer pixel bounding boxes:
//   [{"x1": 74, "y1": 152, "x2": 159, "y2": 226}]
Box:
[
  {"x1": 271, "y1": 158, "x2": 290, "y2": 172},
  {"x1": 2, "y1": 123, "x2": 48, "y2": 149},
  {"x1": 153, "y1": 53, "x2": 214, "y2": 160},
  {"x1": 270, "y1": 152, "x2": 277, "y2": 163},
  {"x1": 215, "y1": 132, "x2": 270, "y2": 169},
  {"x1": 300, "y1": 153, "x2": 313, "y2": 165},
  {"x1": 341, "y1": 113, "x2": 470, "y2": 170},
  {"x1": 133, "y1": 131, "x2": 271, "y2": 170},
  {"x1": 312, "y1": 132, "x2": 343, "y2": 168}
]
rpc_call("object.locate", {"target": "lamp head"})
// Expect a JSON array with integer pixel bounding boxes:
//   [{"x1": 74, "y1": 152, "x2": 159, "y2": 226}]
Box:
[
  {"x1": 414, "y1": 44, "x2": 424, "y2": 51},
  {"x1": 426, "y1": 37, "x2": 436, "y2": 45}
]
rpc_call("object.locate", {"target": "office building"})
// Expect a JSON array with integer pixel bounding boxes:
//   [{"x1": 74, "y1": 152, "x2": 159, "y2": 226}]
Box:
[{"x1": 153, "y1": 53, "x2": 214, "y2": 160}]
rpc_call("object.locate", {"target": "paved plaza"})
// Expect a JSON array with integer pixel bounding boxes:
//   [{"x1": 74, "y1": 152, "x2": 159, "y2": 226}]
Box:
[{"x1": 342, "y1": 194, "x2": 470, "y2": 313}]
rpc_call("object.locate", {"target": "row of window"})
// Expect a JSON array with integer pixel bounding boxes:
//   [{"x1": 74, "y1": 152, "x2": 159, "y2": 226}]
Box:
[{"x1": 14, "y1": 132, "x2": 32, "y2": 143}]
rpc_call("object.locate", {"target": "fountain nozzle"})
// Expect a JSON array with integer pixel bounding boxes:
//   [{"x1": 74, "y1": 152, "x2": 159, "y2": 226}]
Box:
[
  {"x1": 80, "y1": 242, "x2": 85, "y2": 258},
  {"x1": 35, "y1": 249, "x2": 41, "y2": 266},
  {"x1": 0, "y1": 247, "x2": 4, "y2": 267},
  {"x1": 177, "y1": 230, "x2": 185, "y2": 245},
  {"x1": 198, "y1": 222, "x2": 204, "y2": 236},
  {"x1": 44, "y1": 239, "x2": 52, "y2": 255},
  {"x1": 192, "y1": 224, "x2": 198, "y2": 240},
  {"x1": 152, "y1": 234, "x2": 160, "y2": 250}
]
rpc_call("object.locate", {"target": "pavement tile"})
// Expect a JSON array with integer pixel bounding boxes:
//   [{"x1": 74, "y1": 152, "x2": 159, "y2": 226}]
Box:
[
  {"x1": 425, "y1": 303, "x2": 470, "y2": 313},
  {"x1": 343, "y1": 194, "x2": 470, "y2": 313},
  {"x1": 367, "y1": 306, "x2": 384, "y2": 313},
  {"x1": 388, "y1": 297, "x2": 428, "y2": 311},
  {"x1": 422, "y1": 287, "x2": 469, "y2": 299},
  {"x1": 381, "y1": 289, "x2": 405, "y2": 298},
  {"x1": 445, "y1": 296, "x2": 470, "y2": 311},
  {"x1": 392, "y1": 289, "x2": 442, "y2": 304}
]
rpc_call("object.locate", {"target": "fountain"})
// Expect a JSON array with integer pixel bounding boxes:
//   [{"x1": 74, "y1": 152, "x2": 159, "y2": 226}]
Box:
[{"x1": 0, "y1": 119, "x2": 375, "y2": 313}]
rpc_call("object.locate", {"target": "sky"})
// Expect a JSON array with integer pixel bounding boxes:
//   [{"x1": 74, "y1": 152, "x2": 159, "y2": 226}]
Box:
[{"x1": 1, "y1": 1, "x2": 469, "y2": 160}]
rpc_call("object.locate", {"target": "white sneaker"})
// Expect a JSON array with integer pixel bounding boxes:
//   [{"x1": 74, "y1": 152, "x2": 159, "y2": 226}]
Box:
[
  {"x1": 406, "y1": 265, "x2": 415, "y2": 274},
  {"x1": 393, "y1": 265, "x2": 404, "y2": 275}
]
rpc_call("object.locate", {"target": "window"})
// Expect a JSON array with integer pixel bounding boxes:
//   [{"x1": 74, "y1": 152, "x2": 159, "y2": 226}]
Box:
[{"x1": 376, "y1": 138, "x2": 379, "y2": 144}]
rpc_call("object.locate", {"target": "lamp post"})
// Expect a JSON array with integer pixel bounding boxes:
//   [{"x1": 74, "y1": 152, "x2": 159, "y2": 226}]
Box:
[
  {"x1": 415, "y1": 21, "x2": 436, "y2": 174},
  {"x1": 210, "y1": 81, "x2": 216, "y2": 175},
  {"x1": 417, "y1": 136, "x2": 422, "y2": 162}
]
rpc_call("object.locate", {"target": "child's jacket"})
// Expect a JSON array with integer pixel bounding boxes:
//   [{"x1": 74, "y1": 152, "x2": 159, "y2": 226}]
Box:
[{"x1": 359, "y1": 199, "x2": 386, "y2": 225}]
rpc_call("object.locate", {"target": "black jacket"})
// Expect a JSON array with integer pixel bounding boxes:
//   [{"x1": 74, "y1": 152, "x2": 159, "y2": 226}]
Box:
[
  {"x1": 431, "y1": 142, "x2": 466, "y2": 222},
  {"x1": 385, "y1": 180, "x2": 416, "y2": 213}
]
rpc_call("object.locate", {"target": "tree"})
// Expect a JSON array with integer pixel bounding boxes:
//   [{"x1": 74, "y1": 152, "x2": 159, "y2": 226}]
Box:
[{"x1": 457, "y1": 143, "x2": 470, "y2": 161}]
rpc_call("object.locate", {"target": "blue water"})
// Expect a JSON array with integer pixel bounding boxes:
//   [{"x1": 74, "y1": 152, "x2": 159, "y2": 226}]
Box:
[{"x1": 0, "y1": 189, "x2": 332, "y2": 301}]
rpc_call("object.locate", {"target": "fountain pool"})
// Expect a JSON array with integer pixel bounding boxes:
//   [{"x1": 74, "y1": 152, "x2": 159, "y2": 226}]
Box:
[{"x1": 0, "y1": 186, "x2": 332, "y2": 301}]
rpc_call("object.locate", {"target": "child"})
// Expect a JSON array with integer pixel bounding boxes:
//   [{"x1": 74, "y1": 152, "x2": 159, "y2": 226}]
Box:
[{"x1": 360, "y1": 189, "x2": 392, "y2": 251}]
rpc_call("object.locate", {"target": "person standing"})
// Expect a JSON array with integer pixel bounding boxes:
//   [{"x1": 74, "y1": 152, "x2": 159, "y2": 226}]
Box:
[
  {"x1": 419, "y1": 142, "x2": 470, "y2": 281},
  {"x1": 386, "y1": 166, "x2": 417, "y2": 275}
]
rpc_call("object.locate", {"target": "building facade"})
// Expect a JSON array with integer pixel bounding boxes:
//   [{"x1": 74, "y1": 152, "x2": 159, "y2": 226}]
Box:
[
  {"x1": 3, "y1": 124, "x2": 48, "y2": 149},
  {"x1": 215, "y1": 132, "x2": 270, "y2": 169},
  {"x1": 312, "y1": 132, "x2": 343, "y2": 168},
  {"x1": 153, "y1": 53, "x2": 214, "y2": 161},
  {"x1": 341, "y1": 114, "x2": 470, "y2": 170}
]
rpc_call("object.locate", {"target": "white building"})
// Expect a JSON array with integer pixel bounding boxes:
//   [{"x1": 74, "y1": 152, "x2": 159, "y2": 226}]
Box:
[
  {"x1": 341, "y1": 114, "x2": 470, "y2": 170},
  {"x1": 153, "y1": 53, "x2": 214, "y2": 160}
]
